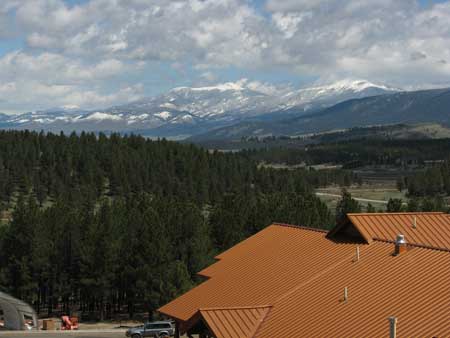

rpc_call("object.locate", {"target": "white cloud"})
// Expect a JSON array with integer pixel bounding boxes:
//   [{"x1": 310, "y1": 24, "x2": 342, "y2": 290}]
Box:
[
  {"x1": 2, "y1": 0, "x2": 450, "y2": 112},
  {"x1": 264, "y1": 0, "x2": 450, "y2": 87},
  {"x1": 0, "y1": 50, "x2": 143, "y2": 112},
  {"x1": 0, "y1": 80, "x2": 145, "y2": 113},
  {"x1": 11, "y1": 0, "x2": 273, "y2": 68},
  {"x1": 0, "y1": 51, "x2": 127, "y2": 83}
]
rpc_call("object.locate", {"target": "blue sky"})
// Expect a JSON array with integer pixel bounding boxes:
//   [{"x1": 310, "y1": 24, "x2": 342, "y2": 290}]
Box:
[{"x1": 0, "y1": 0, "x2": 450, "y2": 113}]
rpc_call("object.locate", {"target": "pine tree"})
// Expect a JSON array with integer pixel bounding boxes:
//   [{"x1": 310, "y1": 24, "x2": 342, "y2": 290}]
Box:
[
  {"x1": 387, "y1": 198, "x2": 404, "y2": 212},
  {"x1": 335, "y1": 189, "x2": 361, "y2": 225}
]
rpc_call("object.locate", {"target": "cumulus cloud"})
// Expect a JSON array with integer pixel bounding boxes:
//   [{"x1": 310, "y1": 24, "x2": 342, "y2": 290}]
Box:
[
  {"x1": 0, "y1": 50, "x2": 143, "y2": 112},
  {"x1": 0, "y1": 51, "x2": 127, "y2": 83},
  {"x1": 0, "y1": 0, "x2": 279, "y2": 111},
  {"x1": 2, "y1": 0, "x2": 450, "y2": 112},
  {"x1": 0, "y1": 80, "x2": 145, "y2": 113},
  {"x1": 11, "y1": 0, "x2": 272, "y2": 68},
  {"x1": 265, "y1": 0, "x2": 450, "y2": 86}
]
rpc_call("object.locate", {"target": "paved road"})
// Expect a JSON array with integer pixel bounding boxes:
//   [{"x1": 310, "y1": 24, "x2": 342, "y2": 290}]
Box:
[{"x1": 0, "y1": 331, "x2": 125, "y2": 338}]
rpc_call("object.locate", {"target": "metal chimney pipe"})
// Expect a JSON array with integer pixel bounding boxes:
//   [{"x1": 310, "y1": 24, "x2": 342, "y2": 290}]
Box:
[
  {"x1": 344, "y1": 287, "x2": 348, "y2": 302},
  {"x1": 394, "y1": 234, "x2": 407, "y2": 256},
  {"x1": 389, "y1": 316, "x2": 397, "y2": 338}
]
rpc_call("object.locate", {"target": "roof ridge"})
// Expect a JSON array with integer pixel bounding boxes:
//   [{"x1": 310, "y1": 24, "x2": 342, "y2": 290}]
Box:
[
  {"x1": 251, "y1": 306, "x2": 272, "y2": 338},
  {"x1": 348, "y1": 212, "x2": 445, "y2": 216},
  {"x1": 200, "y1": 305, "x2": 272, "y2": 311},
  {"x1": 273, "y1": 223, "x2": 329, "y2": 233},
  {"x1": 274, "y1": 250, "x2": 357, "y2": 304},
  {"x1": 373, "y1": 237, "x2": 450, "y2": 252}
]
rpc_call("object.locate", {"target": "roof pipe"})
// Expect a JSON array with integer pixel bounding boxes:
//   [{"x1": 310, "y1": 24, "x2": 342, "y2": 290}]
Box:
[
  {"x1": 389, "y1": 316, "x2": 397, "y2": 338},
  {"x1": 394, "y1": 234, "x2": 407, "y2": 256}
]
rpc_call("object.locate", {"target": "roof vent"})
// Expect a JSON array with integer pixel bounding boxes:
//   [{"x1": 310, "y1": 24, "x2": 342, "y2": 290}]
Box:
[
  {"x1": 389, "y1": 316, "x2": 397, "y2": 338},
  {"x1": 353, "y1": 246, "x2": 360, "y2": 262},
  {"x1": 412, "y1": 216, "x2": 417, "y2": 229},
  {"x1": 394, "y1": 234, "x2": 407, "y2": 256}
]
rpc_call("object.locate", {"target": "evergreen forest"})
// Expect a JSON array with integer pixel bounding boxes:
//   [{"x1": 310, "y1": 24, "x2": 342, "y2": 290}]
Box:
[{"x1": 0, "y1": 130, "x2": 352, "y2": 320}]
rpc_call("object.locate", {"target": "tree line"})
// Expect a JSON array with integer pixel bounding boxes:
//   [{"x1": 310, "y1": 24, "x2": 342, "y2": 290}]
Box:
[
  {"x1": 245, "y1": 138, "x2": 450, "y2": 167},
  {"x1": 398, "y1": 161, "x2": 450, "y2": 197}
]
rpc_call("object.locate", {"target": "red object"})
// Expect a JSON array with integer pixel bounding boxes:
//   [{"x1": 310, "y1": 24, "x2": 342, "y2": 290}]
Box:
[{"x1": 61, "y1": 316, "x2": 79, "y2": 330}]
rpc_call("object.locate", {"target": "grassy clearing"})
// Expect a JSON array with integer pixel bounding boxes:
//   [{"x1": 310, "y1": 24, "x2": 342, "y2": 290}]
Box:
[{"x1": 316, "y1": 184, "x2": 409, "y2": 213}]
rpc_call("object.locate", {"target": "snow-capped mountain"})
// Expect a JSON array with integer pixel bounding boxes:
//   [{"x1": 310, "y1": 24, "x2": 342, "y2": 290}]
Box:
[
  {"x1": 190, "y1": 87, "x2": 450, "y2": 141},
  {"x1": 0, "y1": 79, "x2": 398, "y2": 138},
  {"x1": 279, "y1": 79, "x2": 398, "y2": 112}
]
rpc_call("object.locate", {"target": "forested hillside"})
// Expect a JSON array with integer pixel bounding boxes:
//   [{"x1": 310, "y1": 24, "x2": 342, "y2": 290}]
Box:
[
  {"x1": 402, "y1": 161, "x2": 450, "y2": 197},
  {"x1": 245, "y1": 138, "x2": 450, "y2": 167},
  {"x1": 0, "y1": 131, "x2": 350, "y2": 320}
]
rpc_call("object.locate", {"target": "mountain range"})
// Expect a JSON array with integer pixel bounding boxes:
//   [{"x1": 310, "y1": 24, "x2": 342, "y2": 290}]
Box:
[
  {"x1": 0, "y1": 79, "x2": 398, "y2": 139},
  {"x1": 1, "y1": 79, "x2": 450, "y2": 141}
]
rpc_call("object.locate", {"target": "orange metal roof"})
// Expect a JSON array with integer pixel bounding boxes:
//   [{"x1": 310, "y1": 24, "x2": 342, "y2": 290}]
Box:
[
  {"x1": 159, "y1": 213, "x2": 450, "y2": 338},
  {"x1": 200, "y1": 306, "x2": 271, "y2": 338},
  {"x1": 159, "y1": 225, "x2": 356, "y2": 322},
  {"x1": 346, "y1": 212, "x2": 450, "y2": 250},
  {"x1": 256, "y1": 242, "x2": 450, "y2": 338}
]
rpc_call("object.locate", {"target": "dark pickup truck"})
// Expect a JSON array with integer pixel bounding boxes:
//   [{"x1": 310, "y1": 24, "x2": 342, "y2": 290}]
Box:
[{"x1": 125, "y1": 321, "x2": 174, "y2": 338}]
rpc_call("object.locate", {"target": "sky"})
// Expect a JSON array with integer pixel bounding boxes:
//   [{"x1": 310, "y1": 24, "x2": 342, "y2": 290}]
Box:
[{"x1": 0, "y1": 0, "x2": 450, "y2": 113}]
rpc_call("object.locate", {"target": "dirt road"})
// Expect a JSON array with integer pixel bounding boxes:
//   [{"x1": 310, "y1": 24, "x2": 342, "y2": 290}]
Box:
[{"x1": 315, "y1": 192, "x2": 392, "y2": 204}]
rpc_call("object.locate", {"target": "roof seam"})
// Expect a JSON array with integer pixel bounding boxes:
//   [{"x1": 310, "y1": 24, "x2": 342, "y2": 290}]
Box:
[
  {"x1": 200, "y1": 305, "x2": 273, "y2": 311},
  {"x1": 250, "y1": 307, "x2": 272, "y2": 338},
  {"x1": 373, "y1": 238, "x2": 450, "y2": 252},
  {"x1": 273, "y1": 250, "x2": 357, "y2": 304},
  {"x1": 272, "y1": 223, "x2": 329, "y2": 233}
]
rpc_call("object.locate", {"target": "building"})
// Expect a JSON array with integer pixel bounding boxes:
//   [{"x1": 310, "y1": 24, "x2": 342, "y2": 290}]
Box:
[{"x1": 159, "y1": 212, "x2": 450, "y2": 338}]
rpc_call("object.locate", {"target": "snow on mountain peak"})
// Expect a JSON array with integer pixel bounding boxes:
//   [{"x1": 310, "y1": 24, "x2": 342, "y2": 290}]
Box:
[
  {"x1": 309, "y1": 79, "x2": 398, "y2": 93},
  {"x1": 155, "y1": 111, "x2": 172, "y2": 120},
  {"x1": 173, "y1": 79, "x2": 248, "y2": 93},
  {"x1": 279, "y1": 79, "x2": 399, "y2": 110}
]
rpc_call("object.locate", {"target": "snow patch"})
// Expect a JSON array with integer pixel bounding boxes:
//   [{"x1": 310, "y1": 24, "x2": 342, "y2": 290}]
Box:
[
  {"x1": 160, "y1": 102, "x2": 177, "y2": 109},
  {"x1": 34, "y1": 118, "x2": 52, "y2": 123},
  {"x1": 182, "y1": 114, "x2": 193, "y2": 120},
  {"x1": 84, "y1": 112, "x2": 122, "y2": 121},
  {"x1": 305, "y1": 79, "x2": 397, "y2": 93},
  {"x1": 173, "y1": 79, "x2": 247, "y2": 93},
  {"x1": 155, "y1": 111, "x2": 171, "y2": 120}
]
